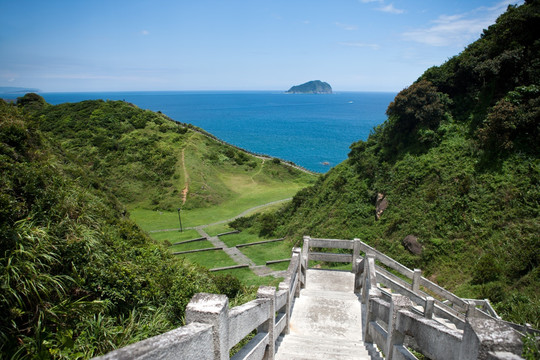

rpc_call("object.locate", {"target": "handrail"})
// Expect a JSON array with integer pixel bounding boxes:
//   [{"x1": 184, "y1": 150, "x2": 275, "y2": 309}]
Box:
[
  {"x1": 95, "y1": 237, "x2": 532, "y2": 360},
  {"x1": 95, "y1": 247, "x2": 303, "y2": 360}
]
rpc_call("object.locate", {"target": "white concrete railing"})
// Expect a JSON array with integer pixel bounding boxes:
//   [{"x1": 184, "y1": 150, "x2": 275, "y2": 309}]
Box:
[
  {"x1": 96, "y1": 236, "x2": 532, "y2": 360},
  {"x1": 302, "y1": 236, "x2": 530, "y2": 360},
  {"x1": 95, "y1": 247, "x2": 303, "y2": 360}
]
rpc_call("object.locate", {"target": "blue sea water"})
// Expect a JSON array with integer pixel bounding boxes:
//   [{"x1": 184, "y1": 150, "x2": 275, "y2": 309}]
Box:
[{"x1": 39, "y1": 91, "x2": 396, "y2": 173}]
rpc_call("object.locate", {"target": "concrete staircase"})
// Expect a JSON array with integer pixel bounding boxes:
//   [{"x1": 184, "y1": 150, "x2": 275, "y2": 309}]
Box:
[{"x1": 275, "y1": 269, "x2": 371, "y2": 360}]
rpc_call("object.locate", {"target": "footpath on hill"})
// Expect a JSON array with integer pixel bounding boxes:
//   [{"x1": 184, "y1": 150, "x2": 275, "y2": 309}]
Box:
[
  {"x1": 148, "y1": 198, "x2": 292, "y2": 233},
  {"x1": 149, "y1": 198, "x2": 293, "y2": 278}
]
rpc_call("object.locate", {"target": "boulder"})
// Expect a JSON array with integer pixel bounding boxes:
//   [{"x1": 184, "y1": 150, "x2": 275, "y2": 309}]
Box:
[
  {"x1": 375, "y1": 193, "x2": 388, "y2": 220},
  {"x1": 402, "y1": 235, "x2": 423, "y2": 255}
]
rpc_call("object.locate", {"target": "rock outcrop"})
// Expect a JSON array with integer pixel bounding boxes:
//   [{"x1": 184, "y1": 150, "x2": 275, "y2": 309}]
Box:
[
  {"x1": 375, "y1": 193, "x2": 388, "y2": 220},
  {"x1": 402, "y1": 235, "x2": 422, "y2": 255}
]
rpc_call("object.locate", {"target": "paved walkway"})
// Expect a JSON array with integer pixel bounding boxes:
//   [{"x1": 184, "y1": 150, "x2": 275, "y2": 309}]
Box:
[{"x1": 276, "y1": 269, "x2": 371, "y2": 360}]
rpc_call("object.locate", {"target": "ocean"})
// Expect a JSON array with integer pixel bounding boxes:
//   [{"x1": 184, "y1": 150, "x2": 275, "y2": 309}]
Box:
[{"x1": 39, "y1": 91, "x2": 396, "y2": 173}]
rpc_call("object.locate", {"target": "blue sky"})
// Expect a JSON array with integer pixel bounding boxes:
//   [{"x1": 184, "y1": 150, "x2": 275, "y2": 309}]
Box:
[{"x1": 0, "y1": 0, "x2": 522, "y2": 92}]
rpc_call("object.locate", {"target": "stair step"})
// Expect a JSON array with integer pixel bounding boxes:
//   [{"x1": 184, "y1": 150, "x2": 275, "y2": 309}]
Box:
[
  {"x1": 276, "y1": 335, "x2": 369, "y2": 360},
  {"x1": 300, "y1": 289, "x2": 361, "y2": 301}
]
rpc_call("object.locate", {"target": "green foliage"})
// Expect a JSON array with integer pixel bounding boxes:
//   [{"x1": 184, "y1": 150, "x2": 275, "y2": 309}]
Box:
[
  {"x1": 28, "y1": 98, "x2": 314, "y2": 213},
  {"x1": 523, "y1": 333, "x2": 540, "y2": 360},
  {"x1": 237, "y1": 1, "x2": 540, "y2": 329},
  {"x1": 210, "y1": 273, "x2": 243, "y2": 299},
  {"x1": 0, "y1": 102, "x2": 249, "y2": 358},
  {"x1": 383, "y1": 79, "x2": 450, "y2": 155},
  {"x1": 16, "y1": 92, "x2": 47, "y2": 112},
  {"x1": 477, "y1": 84, "x2": 540, "y2": 154}
]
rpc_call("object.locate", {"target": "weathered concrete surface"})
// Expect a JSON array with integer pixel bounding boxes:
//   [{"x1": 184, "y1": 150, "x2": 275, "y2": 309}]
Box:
[
  {"x1": 94, "y1": 322, "x2": 214, "y2": 360},
  {"x1": 276, "y1": 269, "x2": 370, "y2": 359}
]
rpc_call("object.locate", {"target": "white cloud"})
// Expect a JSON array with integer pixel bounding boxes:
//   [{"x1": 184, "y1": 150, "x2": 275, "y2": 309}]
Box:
[
  {"x1": 338, "y1": 42, "x2": 380, "y2": 50},
  {"x1": 377, "y1": 3, "x2": 405, "y2": 14},
  {"x1": 141, "y1": 30, "x2": 149, "y2": 35},
  {"x1": 402, "y1": 0, "x2": 522, "y2": 47},
  {"x1": 336, "y1": 22, "x2": 358, "y2": 31}
]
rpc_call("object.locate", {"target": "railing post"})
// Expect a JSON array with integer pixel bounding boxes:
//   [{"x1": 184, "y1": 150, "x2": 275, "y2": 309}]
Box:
[
  {"x1": 352, "y1": 238, "x2": 361, "y2": 272},
  {"x1": 424, "y1": 296, "x2": 434, "y2": 319},
  {"x1": 466, "y1": 300, "x2": 477, "y2": 319},
  {"x1": 362, "y1": 253, "x2": 377, "y2": 304},
  {"x1": 257, "y1": 286, "x2": 276, "y2": 360},
  {"x1": 412, "y1": 268, "x2": 421, "y2": 293},
  {"x1": 458, "y1": 318, "x2": 523, "y2": 359},
  {"x1": 354, "y1": 257, "x2": 364, "y2": 293},
  {"x1": 186, "y1": 293, "x2": 229, "y2": 360},
  {"x1": 386, "y1": 294, "x2": 412, "y2": 360},
  {"x1": 278, "y1": 282, "x2": 291, "y2": 335},
  {"x1": 301, "y1": 236, "x2": 310, "y2": 288},
  {"x1": 362, "y1": 253, "x2": 381, "y2": 343},
  {"x1": 292, "y1": 247, "x2": 302, "y2": 298}
]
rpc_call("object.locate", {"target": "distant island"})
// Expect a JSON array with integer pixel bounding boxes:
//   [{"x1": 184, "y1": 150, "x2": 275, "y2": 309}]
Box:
[
  {"x1": 285, "y1": 80, "x2": 332, "y2": 94},
  {"x1": 0, "y1": 86, "x2": 40, "y2": 95}
]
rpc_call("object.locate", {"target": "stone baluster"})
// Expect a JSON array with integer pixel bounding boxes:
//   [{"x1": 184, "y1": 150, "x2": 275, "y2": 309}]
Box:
[
  {"x1": 424, "y1": 296, "x2": 435, "y2": 319},
  {"x1": 459, "y1": 317, "x2": 523, "y2": 359},
  {"x1": 412, "y1": 268, "x2": 421, "y2": 293},
  {"x1": 257, "y1": 286, "x2": 276, "y2": 360},
  {"x1": 185, "y1": 293, "x2": 229, "y2": 360},
  {"x1": 386, "y1": 294, "x2": 413, "y2": 360},
  {"x1": 301, "y1": 236, "x2": 310, "y2": 288},
  {"x1": 352, "y1": 238, "x2": 361, "y2": 272}
]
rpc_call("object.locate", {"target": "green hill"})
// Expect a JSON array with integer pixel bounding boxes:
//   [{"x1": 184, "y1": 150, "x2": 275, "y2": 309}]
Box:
[
  {"x1": 26, "y1": 96, "x2": 314, "y2": 213},
  {"x1": 0, "y1": 100, "x2": 251, "y2": 358},
  {"x1": 232, "y1": 1, "x2": 540, "y2": 328},
  {"x1": 0, "y1": 96, "x2": 314, "y2": 358}
]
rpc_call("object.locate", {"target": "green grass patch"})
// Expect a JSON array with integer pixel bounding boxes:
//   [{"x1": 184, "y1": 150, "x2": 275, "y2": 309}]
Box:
[
  {"x1": 204, "y1": 223, "x2": 232, "y2": 237},
  {"x1": 267, "y1": 261, "x2": 291, "y2": 271},
  {"x1": 176, "y1": 250, "x2": 236, "y2": 269},
  {"x1": 129, "y1": 182, "x2": 309, "y2": 232},
  {"x1": 217, "y1": 268, "x2": 283, "y2": 288},
  {"x1": 169, "y1": 239, "x2": 215, "y2": 252},
  {"x1": 220, "y1": 232, "x2": 265, "y2": 247},
  {"x1": 239, "y1": 241, "x2": 293, "y2": 266},
  {"x1": 149, "y1": 229, "x2": 201, "y2": 245}
]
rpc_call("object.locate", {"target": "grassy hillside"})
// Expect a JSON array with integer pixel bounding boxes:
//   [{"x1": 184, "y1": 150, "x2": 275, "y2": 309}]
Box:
[
  {"x1": 1, "y1": 95, "x2": 308, "y2": 358},
  {"x1": 232, "y1": 0, "x2": 540, "y2": 328},
  {"x1": 25, "y1": 96, "x2": 314, "y2": 213}
]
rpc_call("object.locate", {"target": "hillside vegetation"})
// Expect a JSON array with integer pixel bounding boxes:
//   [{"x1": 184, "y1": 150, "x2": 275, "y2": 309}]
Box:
[
  {"x1": 0, "y1": 96, "x2": 314, "y2": 358},
  {"x1": 26, "y1": 96, "x2": 313, "y2": 212},
  {"x1": 233, "y1": 0, "x2": 540, "y2": 327}
]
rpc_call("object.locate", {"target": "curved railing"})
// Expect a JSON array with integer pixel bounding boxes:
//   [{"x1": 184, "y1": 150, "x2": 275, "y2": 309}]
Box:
[{"x1": 95, "y1": 237, "x2": 534, "y2": 360}]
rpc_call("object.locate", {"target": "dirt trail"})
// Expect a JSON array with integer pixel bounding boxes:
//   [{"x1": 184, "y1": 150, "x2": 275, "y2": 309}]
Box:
[
  {"x1": 251, "y1": 158, "x2": 266, "y2": 183},
  {"x1": 181, "y1": 148, "x2": 189, "y2": 205}
]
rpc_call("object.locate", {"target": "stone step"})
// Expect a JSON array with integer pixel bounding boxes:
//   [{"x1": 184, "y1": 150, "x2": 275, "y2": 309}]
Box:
[
  {"x1": 300, "y1": 289, "x2": 361, "y2": 301},
  {"x1": 276, "y1": 334, "x2": 370, "y2": 360}
]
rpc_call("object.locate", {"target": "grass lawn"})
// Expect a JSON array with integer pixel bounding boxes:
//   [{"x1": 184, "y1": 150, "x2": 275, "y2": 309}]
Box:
[
  {"x1": 204, "y1": 223, "x2": 232, "y2": 237},
  {"x1": 130, "y1": 194, "x2": 296, "y2": 232},
  {"x1": 267, "y1": 261, "x2": 291, "y2": 271},
  {"x1": 170, "y1": 239, "x2": 215, "y2": 252},
  {"x1": 149, "y1": 229, "x2": 201, "y2": 245},
  {"x1": 220, "y1": 232, "x2": 266, "y2": 247},
  {"x1": 217, "y1": 268, "x2": 283, "y2": 288},
  {"x1": 176, "y1": 250, "x2": 236, "y2": 269},
  {"x1": 239, "y1": 241, "x2": 294, "y2": 266}
]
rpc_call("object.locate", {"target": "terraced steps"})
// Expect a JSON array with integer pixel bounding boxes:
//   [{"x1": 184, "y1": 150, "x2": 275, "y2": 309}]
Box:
[{"x1": 275, "y1": 269, "x2": 370, "y2": 360}]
